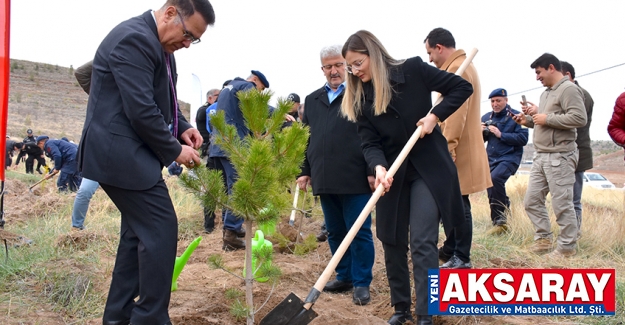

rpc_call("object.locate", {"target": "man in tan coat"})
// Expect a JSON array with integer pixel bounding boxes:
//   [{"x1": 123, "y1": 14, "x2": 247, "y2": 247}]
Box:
[{"x1": 424, "y1": 28, "x2": 492, "y2": 269}]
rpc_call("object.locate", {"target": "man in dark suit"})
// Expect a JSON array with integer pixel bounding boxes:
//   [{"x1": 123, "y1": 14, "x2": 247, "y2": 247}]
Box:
[
  {"x1": 297, "y1": 45, "x2": 375, "y2": 306},
  {"x1": 77, "y1": 1, "x2": 215, "y2": 324}
]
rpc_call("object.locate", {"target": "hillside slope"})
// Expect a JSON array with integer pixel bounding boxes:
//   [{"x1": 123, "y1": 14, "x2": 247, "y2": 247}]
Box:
[{"x1": 7, "y1": 59, "x2": 191, "y2": 142}]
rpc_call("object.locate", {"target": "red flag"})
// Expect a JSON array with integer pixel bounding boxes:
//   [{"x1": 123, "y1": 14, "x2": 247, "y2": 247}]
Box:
[
  {"x1": 0, "y1": 0, "x2": 10, "y2": 227},
  {"x1": 0, "y1": 0, "x2": 8, "y2": 179}
]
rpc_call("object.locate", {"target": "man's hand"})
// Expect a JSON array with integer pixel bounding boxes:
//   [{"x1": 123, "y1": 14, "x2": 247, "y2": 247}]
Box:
[
  {"x1": 180, "y1": 128, "x2": 203, "y2": 150},
  {"x1": 45, "y1": 169, "x2": 59, "y2": 180},
  {"x1": 367, "y1": 175, "x2": 375, "y2": 192},
  {"x1": 532, "y1": 113, "x2": 548, "y2": 126},
  {"x1": 416, "y1": 113, "x2": 439, "y2": 138},
  {"x1": 512, "y1": 111, "x2": 527, "y2": 126},
  {"x1": 296, "y1": 175, "x2": 311, "y2": 191},
  {"x1": 284, "y1": 114, "x2": 296, "y2": 122},
  {"x1": 521, "y1": 101, "x2": 538, "y2": 116},
  {"x1": 488, "y1": 125, "x2": 502, "y2": 138},
  {"x1": 374, "y1": 165, "x2": 393, "y2": 195},
  {"x1": 175, "y1": 145, "x2": 201, "y2": 168}
]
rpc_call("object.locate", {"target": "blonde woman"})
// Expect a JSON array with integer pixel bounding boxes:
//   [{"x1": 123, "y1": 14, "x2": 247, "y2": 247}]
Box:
[{"x1": 341, "y1": 30, "x2": 472, "y2": 325}]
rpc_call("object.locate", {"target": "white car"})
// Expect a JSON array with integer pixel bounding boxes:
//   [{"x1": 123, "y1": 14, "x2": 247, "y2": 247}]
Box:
[{"x1": 582, "y1": 172, "x2": 616, "y2": 189}]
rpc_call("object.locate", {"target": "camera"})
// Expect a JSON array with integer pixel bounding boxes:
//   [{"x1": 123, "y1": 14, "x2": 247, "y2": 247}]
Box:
[{"x1": 483, "y1": 120, "x2": 497, "y2": 138}]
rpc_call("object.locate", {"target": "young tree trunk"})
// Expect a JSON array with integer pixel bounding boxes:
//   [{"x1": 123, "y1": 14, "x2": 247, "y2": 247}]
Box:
[{"x1": 244, "y1": 219, "x2": 254, "y2": 325}]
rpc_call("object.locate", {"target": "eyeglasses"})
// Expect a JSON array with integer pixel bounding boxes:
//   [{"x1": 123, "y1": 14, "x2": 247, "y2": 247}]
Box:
[
  {"x1": 321, "y1": 62, "x2": 345, "y2": 71},
  {"x1": 346, "y1": 56, "x2": 368, "y2": 74},
  {"x1": 177, "y1": 10, "x2": 201, "y2": 44}
]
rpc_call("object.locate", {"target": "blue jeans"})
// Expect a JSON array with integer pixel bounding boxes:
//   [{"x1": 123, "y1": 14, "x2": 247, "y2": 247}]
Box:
[
  {"x1": 319, "y1": 193, "x2": 374, "y2": 287},
  {"x1": 216, "y1": 157, "x2": 244, "y2": 231},
  {"x1": 71, "y1": 178, "x2": 99, "y2": 229}
]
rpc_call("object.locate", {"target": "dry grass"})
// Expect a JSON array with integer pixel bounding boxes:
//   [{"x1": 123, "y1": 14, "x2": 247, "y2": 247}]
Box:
[{"x1": 1, "y1": 172, "x2": 624, "y2": 324}]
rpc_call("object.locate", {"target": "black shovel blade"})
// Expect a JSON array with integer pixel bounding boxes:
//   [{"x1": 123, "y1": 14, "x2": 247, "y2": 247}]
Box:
[{"x1": 259, "y1": 292, "x2": 318, "y2": 325}]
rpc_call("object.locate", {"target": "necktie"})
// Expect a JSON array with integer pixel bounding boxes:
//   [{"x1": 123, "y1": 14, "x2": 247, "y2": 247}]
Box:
[{"x1": 165, "y1": 53, "x2": 179, "y2": 138}]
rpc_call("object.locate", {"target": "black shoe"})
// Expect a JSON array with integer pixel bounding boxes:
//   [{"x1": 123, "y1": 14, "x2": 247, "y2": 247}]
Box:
[
  {"x1": 323, "y1": 278, "x2": 353, "y2": 293},
  {"x1": 103, "y1": 320, "x2": 130, "y2": 325},
  {"x1": 387, "y1": 311, "x2": 413, "y2": 325},
  {"x1": 316, "y1": 229, "x2": 328, "y2": 242},
  {"x1": 235, "y1": 227, "x2": 245, "y2": 238},
  {"x1": 440, "y1": 255, "x2": 472, "y2": 269},
  {"x1": 203, "y1": 227, "x2": 214, "y2": 234},
  {"x1": 438, "y1": 247, "x2": 452, "y2": 263},
  {"x1": 416, "y1": 315, "x2": 433, "y2": 325},
  {"x1": 36, "y1": 169, "x2": 42, "y2": 174},
  {"x1": 352, "y1": 286, "x2": 370, "y2": 305}
]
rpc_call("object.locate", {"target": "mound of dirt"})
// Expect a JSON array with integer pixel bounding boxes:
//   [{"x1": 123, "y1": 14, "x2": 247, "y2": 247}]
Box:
[{"x1": 3, "y1": 178, "x2": 73, "y2": 225}]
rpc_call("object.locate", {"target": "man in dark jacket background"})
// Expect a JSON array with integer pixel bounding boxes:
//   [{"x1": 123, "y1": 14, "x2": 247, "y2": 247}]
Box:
[
  {"x1": 481, "y1": 88, "x2": 528, "y2": 233},
  {"x1": 195, "y1": 88, "x2": 220, "y2": 158},
  {"x1": 21, "y1": 129, "x2": 45, "y2": 174},
  {"x1": 296, "y1": 44, "x2": 375, "y2": 306},
  {"x1": 5, "y1": 139, "x2": 22, "y2": 169},
  {"x1": 561, "y1": 61, "x2": 593, "y2": 238},
  {"x1": 16, "y1": 140, "x2": 47, "y2": 174}
]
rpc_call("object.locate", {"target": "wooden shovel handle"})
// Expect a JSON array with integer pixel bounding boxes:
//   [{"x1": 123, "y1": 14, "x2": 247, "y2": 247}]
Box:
[
  {"x1": 289, "y1": 184, "x2": 300, "y2": 224},
  {"x1": 305, "y1": 48, "x2": 479, "y2": 309}
]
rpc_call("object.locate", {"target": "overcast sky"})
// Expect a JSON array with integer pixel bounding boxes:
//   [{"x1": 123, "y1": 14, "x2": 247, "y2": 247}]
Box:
[{"x1": 9, "y1": 0, "x2": 625, "y2": 140}]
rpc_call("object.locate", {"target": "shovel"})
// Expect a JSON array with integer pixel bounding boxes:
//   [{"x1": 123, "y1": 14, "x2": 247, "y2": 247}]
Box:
[
  {"x1": 289, "y1": 184, "x2": 300, "y2": 226},
  {"x1": 259, "y1": 48, "x2": 478, "y2": 325},
  {"x1": 28, "y1": 172, "x2": 58, "y2": 193}
]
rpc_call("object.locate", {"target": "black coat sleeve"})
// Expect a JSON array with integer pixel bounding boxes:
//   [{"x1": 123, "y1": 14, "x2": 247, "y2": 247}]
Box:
[{"x1": 418, "y1": 61, "x2": 473, "y2": 122}]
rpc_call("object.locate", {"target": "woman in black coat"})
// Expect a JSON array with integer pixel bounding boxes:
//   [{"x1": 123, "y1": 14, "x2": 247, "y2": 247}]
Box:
[{"x1": 341, "y1": 30, "x2": 473, "y2": 325}]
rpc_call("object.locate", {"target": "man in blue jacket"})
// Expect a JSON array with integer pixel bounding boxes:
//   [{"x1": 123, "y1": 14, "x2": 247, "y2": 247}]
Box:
[
  {"x1": 209, "y1": 71, "x2": 270, "y2": 250},
  {"x1": 38, "y1": 135, "x2": 82, "y2": 192},
  {"x1": 481, "y1": 88, "x2": 528, "y2": 233}
]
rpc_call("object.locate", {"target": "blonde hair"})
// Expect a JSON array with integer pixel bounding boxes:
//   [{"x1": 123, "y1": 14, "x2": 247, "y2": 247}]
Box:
[{"x1": 340, "y1": 30, "x2": 404, "y2": 122}]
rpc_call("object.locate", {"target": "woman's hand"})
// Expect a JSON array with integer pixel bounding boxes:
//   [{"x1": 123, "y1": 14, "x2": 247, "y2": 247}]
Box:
[
  {"x1": 375, "y1": 165, "x2": 393, "y2": 195},
  {"x1": 416, "y1": 113, "x2": 439, "y2": 138}
]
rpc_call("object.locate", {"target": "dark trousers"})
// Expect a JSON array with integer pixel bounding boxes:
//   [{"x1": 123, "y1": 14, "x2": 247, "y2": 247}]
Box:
[
  {"x1": 57, "y1": 171, "x2": 82, "y2": 192},
  {"x1": 25, "y1": 154, "x2": 35, "y2": 173},
  {"x1": 487, "y1": 162, "x2": 515, "y2": 224},
  {"x1": 100, "y1": 180, "x2": 178, "y2": 325},
  {"x1": 319, "y1": 193, "x2": 374, "y2": 287},
  {"x1": 441, "y1": 195, "x2": 472, "y2": 262},
  {"x1": 383, "y1": 177, "x2": 439, "y2": 316},
  {"x1": 216, "y1": 157, "x2": 244, "y2": 231},
  {"x1": 25, "y1": 154, "x2": 46, "y2": 173},
  {"x1": 5, "y1": 152, "x2": 12, "y2": 168},
  {"x1": 204, "y1": 157, "x2": 227, "y2": 231}
]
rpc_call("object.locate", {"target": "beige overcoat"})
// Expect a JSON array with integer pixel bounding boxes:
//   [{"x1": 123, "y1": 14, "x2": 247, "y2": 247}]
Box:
[{"x1": 439, "y1": 49, "x2": 492, "y2": 195}]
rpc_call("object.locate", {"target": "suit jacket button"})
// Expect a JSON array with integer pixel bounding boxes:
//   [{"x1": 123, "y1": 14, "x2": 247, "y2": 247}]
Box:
[{"x1": 395, "y1": 115, "x2": 399, "y2": 118}]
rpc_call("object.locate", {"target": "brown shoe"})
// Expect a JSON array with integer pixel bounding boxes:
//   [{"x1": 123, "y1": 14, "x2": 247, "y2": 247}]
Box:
[
  {"x1": 223, "y1": 229, "x2": 245, "y2": 251},
  {"x1": 547, "y1": 247, "x2": 576, "y2": 258},
  {"x1": 530, "y1": 238, "x2": 552, "y2": 254},
  {"x1": 486, "y1": 224, "x2": 509, "y2": 236},
  {"x1": 71, "y1": 227, "x2": 83, "y2": 232}
]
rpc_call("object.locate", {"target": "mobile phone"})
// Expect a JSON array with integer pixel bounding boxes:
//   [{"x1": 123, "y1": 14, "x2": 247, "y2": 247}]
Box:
[{"x1": 521, "y1": 95, "x2": 527, "y2": 106}]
